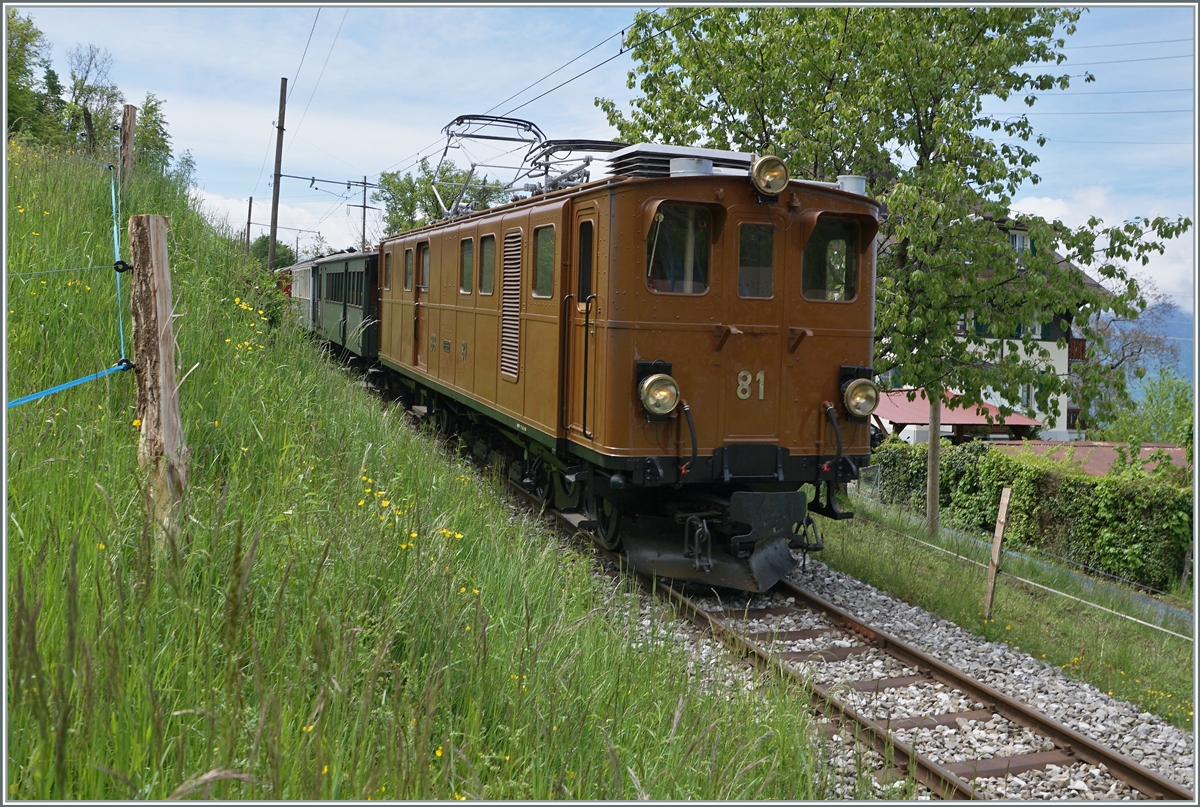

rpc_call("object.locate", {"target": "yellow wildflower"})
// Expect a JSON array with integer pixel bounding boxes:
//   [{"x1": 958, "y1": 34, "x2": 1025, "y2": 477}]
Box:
[
  {"x1": 132, "y1": 418, "x2": 141, "y2": 427},
  {"x1": 435, "y1": 746, "x2": 443, "y2": 758},
  {"x1": 322, "y1": 765, "x2": 329, "y2": 775},
  {"x1": 358, "y1": 500, "x2": 365, "y2": 506}
]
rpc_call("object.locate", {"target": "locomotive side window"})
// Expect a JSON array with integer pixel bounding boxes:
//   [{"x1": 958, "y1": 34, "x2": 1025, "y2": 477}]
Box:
[
  {"x1": 479, "y1": 234, "x2": 495, "y2": 295},
  {"x1": 647, "y1": 204, "x2": 709, "y2": 295},
  {"x1": 577, "y1": 220, "x2": 594, "y2": 300},
  {"x1": 738, "y1": 224, "x2": 774, "y2": 298},
  {"x1": 802, "y1": 217, "x2": 859, "y2": 301},
  {"x1": 384, "y1": 251, "x2": 392, "y2": 291},
  {"x1": 404, "y1": 248, "x2": 413, "y2": 291},
  {"x1": 533, "y1": 226, "x2": 555, "y2": 298},
  {"x1": 460, "y1": 238, "x2": 473, "y2": 294},
  {"x1": 417, "y1": 243, "x2": 430, "y2": 291}
]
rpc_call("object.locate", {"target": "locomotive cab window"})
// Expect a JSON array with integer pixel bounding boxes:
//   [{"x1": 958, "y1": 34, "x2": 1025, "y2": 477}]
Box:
[
  {"x1": 404, "y1": 248, "x2": 413, "y2": 291},
  {"x1": 533, "y1": 225, "x2": 554, "y2": 298},
  {"x1": 647, "y1": 204, "x2": 710, "y2": 295},
  {"x1": 738, "y1": 223, "x2": 774, "y2": 298},
  {"x1": 802, "y1": 217, "x2": 859, "y2": 301},
  {"x1": 479, "y1": 234, "x2": 495, "y2": 295},
  {"x1": 460, "y1": 238, "x2": 473, "y2": 294}
]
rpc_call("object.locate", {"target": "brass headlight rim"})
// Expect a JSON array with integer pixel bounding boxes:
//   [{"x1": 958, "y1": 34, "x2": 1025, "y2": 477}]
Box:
[
  {"x1": 842, "y1": 377, "x2": 880, "y2": 417},
  {"x1": 750, "y1": 154, "x2": 790, "y2": 196},
  {"x1": 638, "y1": 373, "x2": 681, "y2": 416}
]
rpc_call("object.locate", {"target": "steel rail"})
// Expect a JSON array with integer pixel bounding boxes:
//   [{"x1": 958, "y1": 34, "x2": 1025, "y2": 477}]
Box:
[{"x1": 778, "y1": 579, "x2": 1195, "y2": 802}]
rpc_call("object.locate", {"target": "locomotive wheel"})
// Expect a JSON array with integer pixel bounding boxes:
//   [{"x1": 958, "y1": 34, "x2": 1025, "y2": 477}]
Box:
[{"x1": 586, "y1": 488, "x2": 622, "y2": 551}]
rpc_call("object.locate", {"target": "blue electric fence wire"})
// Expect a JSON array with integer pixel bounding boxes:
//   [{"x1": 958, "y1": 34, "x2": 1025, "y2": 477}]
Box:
[
  {"x1": 107, "y1": 167, "x2": 126, "y2": 360},
  {"x1": 7, "y1": 162, "x2": 133, "y2": 409},
  {"x1": 6, "y1": 363, "x2": 132, "y2": 409}
]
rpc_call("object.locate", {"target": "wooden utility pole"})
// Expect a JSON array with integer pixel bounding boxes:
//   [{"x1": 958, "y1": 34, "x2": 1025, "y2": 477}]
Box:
[
  {"x1": 129, "y1": 214, "x2": 187, "y2": 530},
  {"x1": 245, "y1": 197, "x2": 253, "y2": 255},
  {"x1": 268, "y1": 77, "x2": 287, "y2": 271},
  {"x1": 983, "y1": 487, "x2": 1013, "y2": 620},
  {"x1": 119, "y1": 104, "x2": 137, "y2": 187}
]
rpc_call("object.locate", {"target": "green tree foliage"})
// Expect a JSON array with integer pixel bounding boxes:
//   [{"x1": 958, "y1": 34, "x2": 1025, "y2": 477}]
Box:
[
  {"x1": 6, "y1": 8, "x2": 66, "y2": 143},
  {"x1": 1095, "y1": 368, "x2": 1194, "y2": 446},
  {"x1": 133, "y1": 91, "x2": 172, "y2": 174},
  {"x1": 6, "y1": 8, "x2": 48, "y2": 134},
  {"x1": 598, "y1": 7, "x2": 1192, "y2": 535},
  {"x1": 249, "y1": 234, "x2": 296, "y2": 270},
  {"x1": 373, "y1": 157, "x2": 507, "y2": 235}
]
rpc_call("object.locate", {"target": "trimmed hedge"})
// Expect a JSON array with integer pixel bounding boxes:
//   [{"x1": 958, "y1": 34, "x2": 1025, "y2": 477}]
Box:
[{"x1": 869, "y1": 438, "x2": 1193, "y2": 591}]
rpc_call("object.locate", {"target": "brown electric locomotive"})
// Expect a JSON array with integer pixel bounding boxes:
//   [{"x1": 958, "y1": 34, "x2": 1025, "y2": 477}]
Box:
[{"x1": 374, "y1": 133, "x2": 881, "y2": 591}]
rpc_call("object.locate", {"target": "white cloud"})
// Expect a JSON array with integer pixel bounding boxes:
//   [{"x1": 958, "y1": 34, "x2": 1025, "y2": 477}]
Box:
[{"x1": 1013, "y1": 186, "x2": 1195, "y2": 315}]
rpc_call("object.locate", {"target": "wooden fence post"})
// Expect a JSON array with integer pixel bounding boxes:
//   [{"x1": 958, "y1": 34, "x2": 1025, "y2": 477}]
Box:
[
  {"x1": 119, "y1": 104, "x2": 137, "y2": 187},
  {"x1": 129, "y1": 214, "x2": 187, "y2": 530},
  {"x1": 983, "y1": 487, "x2": 1012, "y2": 621}
]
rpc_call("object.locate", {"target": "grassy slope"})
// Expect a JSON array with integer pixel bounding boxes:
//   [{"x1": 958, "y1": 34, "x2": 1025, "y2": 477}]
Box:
[{"x1": 5, "y1": 143, "x2": 882, "y2": 800}]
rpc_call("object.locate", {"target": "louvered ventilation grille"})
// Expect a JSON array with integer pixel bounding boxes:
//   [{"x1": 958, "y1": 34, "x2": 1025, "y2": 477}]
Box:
[{"x1": 500, "y1": 231, "x2": 522, "y2": 378}]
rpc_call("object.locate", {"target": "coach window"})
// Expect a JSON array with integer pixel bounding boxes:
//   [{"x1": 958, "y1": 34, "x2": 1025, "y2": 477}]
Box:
[
  {"x1": 533, "y1": 226, "x2": 555, "y2": 298},
  {"x1": 646, "y1": 204, "x2": 709, "y2": 294},
  {"x1": 460, "y1": 238, "x2": 473, "y2": 294},
  {"x1": 384, "y1": 251, "x2": 392, "y2": 291},
  {"x1": 417, "y1": 243, "x2": 430, "y2": 291},
  {"x1": 738, "y1": 223, "x2": 773, "y2": 298},
  {"x1": 479, "y1": 234, "x2": 496, "y2": 295},
  {"x1": 802, "y1": 216, "x2": 858, "y2": 302},
  {"x1": 404, "y1": 248, "x2": 413, "y2": 291}
]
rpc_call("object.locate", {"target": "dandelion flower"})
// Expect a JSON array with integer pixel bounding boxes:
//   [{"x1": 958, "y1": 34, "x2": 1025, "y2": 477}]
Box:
[
  {"x1": 460, "y1": 587, "x2": 466, "y2": 593},
  {"x1": 235, "y1": 297, "x2": 241, "y2": 303},
  {"x1": 132, "y1": 418, "x2": 141, "y2": 427},
  {"x1": 435, "y1": 746, "x2": 443, "y2": 758}
]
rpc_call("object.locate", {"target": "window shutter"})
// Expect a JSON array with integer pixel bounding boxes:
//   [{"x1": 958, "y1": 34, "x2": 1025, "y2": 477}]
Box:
[{"x1": 500, "y1": 231, "x2": 522, "y2": 378}]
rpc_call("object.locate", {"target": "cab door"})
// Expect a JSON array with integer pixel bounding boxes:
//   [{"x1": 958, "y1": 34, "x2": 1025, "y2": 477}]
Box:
[
  {"x1": 720, "y1": 212, "x2": 783, "y2": 443},
  {"x1": 414, "y1": 242, "x2": 430, "y2": 371},
  {"x1": 566, "y1": 208, "x2": 598, "y2": 439}
]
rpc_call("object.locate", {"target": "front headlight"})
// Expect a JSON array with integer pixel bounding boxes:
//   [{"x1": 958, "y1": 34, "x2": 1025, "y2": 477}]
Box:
[
  {"x1": 750, "y1": 155, "x2": 789, "y2": 195},
  {"x1": 842, "y1": 377, "x2": 879, "y2": 417},
  {"x1": 639, "y1": 373, "x2": 680, "y2": 416}
]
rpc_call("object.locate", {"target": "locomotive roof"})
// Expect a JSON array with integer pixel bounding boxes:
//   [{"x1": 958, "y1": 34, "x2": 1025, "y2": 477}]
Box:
[{"x1": 379, "y1": 170, "x2": 879, "y2": 245}]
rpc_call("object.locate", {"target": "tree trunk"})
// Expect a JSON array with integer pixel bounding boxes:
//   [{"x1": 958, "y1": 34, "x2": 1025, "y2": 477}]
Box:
[
  {"x1": 926, "y1": 386, "x2": 941, "y2": 540},
  {"x1": 82, "y1": 105, "x2": 96, "y2": 152}
]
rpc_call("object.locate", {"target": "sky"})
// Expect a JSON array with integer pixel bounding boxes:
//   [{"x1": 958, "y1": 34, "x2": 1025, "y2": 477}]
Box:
[{"x1": 12, "y1": 3, "x2": 1197, "y2": 334}]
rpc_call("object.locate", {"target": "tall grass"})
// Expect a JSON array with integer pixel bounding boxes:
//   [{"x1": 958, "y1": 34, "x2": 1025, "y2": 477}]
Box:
[
  {"x1": 816, "y1": 491, "x2": 1194, "y2": 730},
  {"x1": 6, "y1": 141, "x2": 847, "y2": 799}
]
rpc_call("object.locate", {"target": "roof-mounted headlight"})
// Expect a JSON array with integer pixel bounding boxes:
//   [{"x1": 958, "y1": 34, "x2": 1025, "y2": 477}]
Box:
[
  {"x1": 750, "y1": 155, "x2": 789, "y2": 196},
  {"x1": 638, "y1": 373, "x2": 680, "y2": 416},
  {"x1": 842, "y1": 377, "x2": 879, "y2": 418}
]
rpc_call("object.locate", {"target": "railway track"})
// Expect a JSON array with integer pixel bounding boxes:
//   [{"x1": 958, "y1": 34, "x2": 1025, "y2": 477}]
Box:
[{"x1": 510, "y1": 481, "x2": 1194, "y2": 800}]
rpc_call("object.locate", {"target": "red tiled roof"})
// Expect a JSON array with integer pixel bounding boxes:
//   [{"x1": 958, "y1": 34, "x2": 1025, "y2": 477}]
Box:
[
  {"x1": 989, "y1": 441, "x2": 1190, "y2": 477},
  {"x1": 875, "y1": 388, "x2": 1041, "y2": 427}
]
